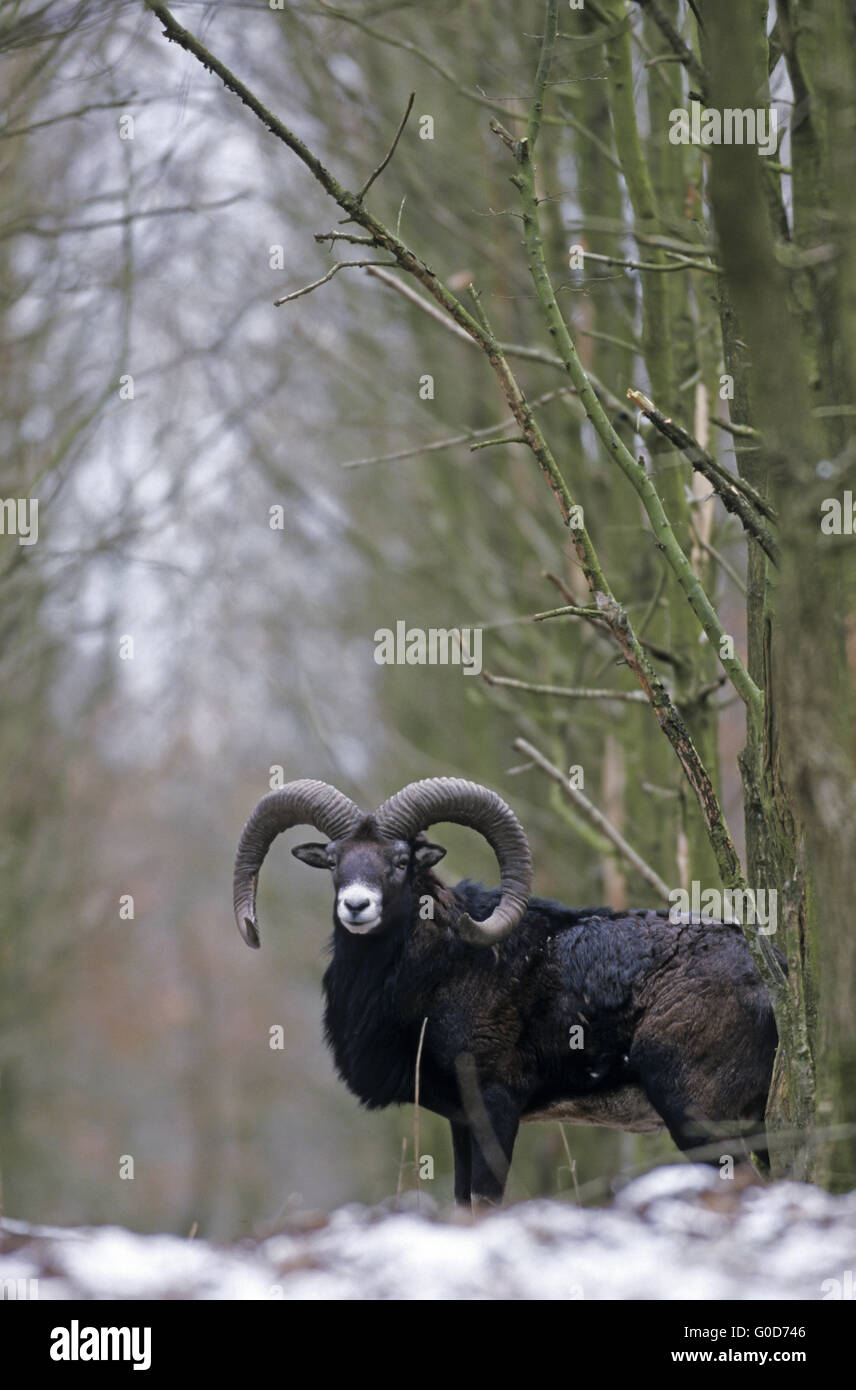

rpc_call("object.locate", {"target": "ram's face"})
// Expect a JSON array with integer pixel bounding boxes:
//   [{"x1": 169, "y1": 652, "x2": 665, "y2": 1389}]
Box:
[
  {"x1": 330, "y1": 838, "x2": 408, "y2": 933},
  {"x1": 292, "y1": 834, "x2": 446, "y2": 935}
]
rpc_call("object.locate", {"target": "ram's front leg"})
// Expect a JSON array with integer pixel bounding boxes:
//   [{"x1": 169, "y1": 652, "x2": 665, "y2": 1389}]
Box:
[
  {"x1": 450, "y1": 1121, "x2": 472, "y2": 1207},
  {"x1": 468, "y1": 1084, "x2": 520, "y2": 1210}
]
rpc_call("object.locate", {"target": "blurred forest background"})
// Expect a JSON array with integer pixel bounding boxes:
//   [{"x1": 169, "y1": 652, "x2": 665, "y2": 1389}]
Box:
[{"x1": 1, "y1": 0, "x2": 853, "y2": 1239}]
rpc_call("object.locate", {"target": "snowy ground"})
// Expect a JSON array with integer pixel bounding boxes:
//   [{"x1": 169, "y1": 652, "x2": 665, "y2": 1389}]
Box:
[{"x1": 2, "y1": 1165, "x2": 855, "y2": 1300}]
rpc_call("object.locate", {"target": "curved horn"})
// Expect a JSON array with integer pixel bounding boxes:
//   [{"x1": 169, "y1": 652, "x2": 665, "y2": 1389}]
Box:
[
  {"x1": 374, "y1": 777, "x2": 532, "y2": 946},
  {"x1": 233, "y1": 779, "x2": 363, "y2": 948}
]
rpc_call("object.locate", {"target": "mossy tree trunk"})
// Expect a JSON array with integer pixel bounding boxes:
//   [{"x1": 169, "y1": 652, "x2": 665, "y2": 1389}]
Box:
[{"x1": 701, "y1": 0, "x2": 856, "y2": 1184}]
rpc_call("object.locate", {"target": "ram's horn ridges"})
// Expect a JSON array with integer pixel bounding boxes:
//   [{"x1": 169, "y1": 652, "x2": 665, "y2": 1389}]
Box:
[
  {"x1": 233, "y1": 779, "x2": 363, "y2": 947},
  {"x1": 374, "y1": 777, "x2": 532, "y2": 946}
]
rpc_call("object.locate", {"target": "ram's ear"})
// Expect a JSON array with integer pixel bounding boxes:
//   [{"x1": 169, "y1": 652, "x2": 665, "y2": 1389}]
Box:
[
  {"x1": 414, "y1": 840, "x2": 446, "y2": 870},
  {"x1": 292, "y1": 842, "x2": 332, "y2": 870}
]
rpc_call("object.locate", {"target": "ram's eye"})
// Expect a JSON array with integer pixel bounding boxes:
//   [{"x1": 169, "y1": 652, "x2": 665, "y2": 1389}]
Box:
[{"x1": 395, "y1": 855, "x2": 409, "y2": 869}]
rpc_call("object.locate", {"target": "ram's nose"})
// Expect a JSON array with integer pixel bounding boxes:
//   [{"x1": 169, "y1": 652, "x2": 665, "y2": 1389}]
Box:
[{"x1": 337, "y1": 885, "x2": 382, "y2": 932}]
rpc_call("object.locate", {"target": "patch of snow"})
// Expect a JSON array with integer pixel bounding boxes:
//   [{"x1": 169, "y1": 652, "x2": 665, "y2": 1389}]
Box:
[{"x1": 2, "y1": 1166, "x2": 855, "y2": 1301}]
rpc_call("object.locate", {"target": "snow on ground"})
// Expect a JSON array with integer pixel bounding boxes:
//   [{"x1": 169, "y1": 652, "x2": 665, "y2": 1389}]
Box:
[{"x1": 2, "y1": 1165, "x2": 855, "y2": 1300}]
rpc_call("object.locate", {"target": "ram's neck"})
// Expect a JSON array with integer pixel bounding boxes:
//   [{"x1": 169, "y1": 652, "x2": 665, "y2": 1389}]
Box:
[{"x1": 322, "y1": 922, "x2": 417, "y2": 1107}]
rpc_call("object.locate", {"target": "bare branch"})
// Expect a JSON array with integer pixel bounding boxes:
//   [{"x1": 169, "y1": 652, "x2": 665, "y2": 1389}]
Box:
[
  {"x1": 709, "y1": 415, "x2": 761, "y2": 440},
  {"x1": 627, "y1": 388, "x2": 779, "y2": 564},
  {"x1": 0, "y1": 97, "x2": 138, "y2": 138},
  {"x1": 483, "y1": 673, "x2": 649, "y2": 702},
  {"x1": 533, "y1": 604, "x2": 607, "y2": 625},
  {"x1": 631, "y1": 0, "x2": 708, "y2": 94},
  {"x1": 364, "y1": 265, "x2": 473, "y2": 343},
  {"x1": 513, "y1": 737, "x2": 672, "y2": 902},
  {"x1": 340, "y1": 388, "x2": 572, "y2": 468},
  {"x1": 565, "y1": 218, "x2": 716, "y2": 258},
  {"x1": 582, "y1": 249, "x2": 722, "y2": 275},
  {"x1": 688, "y1": 518, "x2": 747, "y2": 596},
  {"x1": 469, "y1": 435, "x2": 526, "y2": 452},
  {"x1": 357, "y1": 91, "x2": 414, "y2": 201},
  {"x1": 273, "y1": 259, "x2": 396, "y2": 306},
  {"x1": 413, "y1": 1014, "x2": 428, "y2": 1206},
  {"x1": 4, "y1": 194, "x2": 245, "y2": 239},
  {"x1": 543, "y1": 572, "x2": 578, "y2": 606},
  {"x1": 315, "y1": 230, "x2": 377, "y2": 247},
  {"x1": 489, "y1": 119, "x2": 517, "y2": 153}
]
